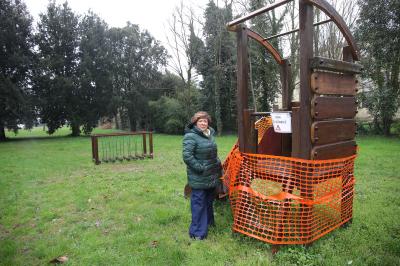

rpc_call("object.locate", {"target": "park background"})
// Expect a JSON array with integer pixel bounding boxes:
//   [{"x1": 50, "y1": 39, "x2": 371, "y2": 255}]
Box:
[{"x1": 1, "y1": 0, "x2": 399, "y2": 265}]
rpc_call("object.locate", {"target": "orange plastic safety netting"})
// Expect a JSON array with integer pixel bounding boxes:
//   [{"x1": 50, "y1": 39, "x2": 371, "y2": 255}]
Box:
[
  {"x1": 254, "y1": 116, "x2": 273, "y2": 142},
  {"x1": 222, "y1": 119, "x2": 356, "y2": 245}
]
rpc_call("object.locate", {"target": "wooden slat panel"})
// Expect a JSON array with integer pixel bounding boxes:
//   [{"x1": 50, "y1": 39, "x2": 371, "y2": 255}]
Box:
[
  {"x1": 311, "y1": 72, "x2": 358, "y2": 95},
  {"x1": 310, "y1": 57, "x2": 362, "y2": 74},
  {"x1": 311, "y1": 119, "x2": 356, "y2": 145},
  {"x1": 312, "y1": 96, "x2": 357, "y2": 120},
  {"x1": 311, "y1": 140, "x2": 357, "y2": 160}
]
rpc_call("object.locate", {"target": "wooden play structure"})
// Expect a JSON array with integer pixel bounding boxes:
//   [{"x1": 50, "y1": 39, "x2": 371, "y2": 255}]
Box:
[{"x1": 222, "y1": 0, "x2": 362, "y2": 245}]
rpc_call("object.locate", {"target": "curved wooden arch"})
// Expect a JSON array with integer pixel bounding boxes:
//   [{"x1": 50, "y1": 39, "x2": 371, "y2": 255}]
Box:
[
  {"x1": 246, "y1": 28, "x2": 283, "y2": 65},
  {"x1": 305, "y1": 0, "x2": 359, "y2": 61}
]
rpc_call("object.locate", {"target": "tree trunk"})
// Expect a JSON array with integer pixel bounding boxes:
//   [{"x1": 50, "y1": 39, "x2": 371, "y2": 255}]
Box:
[
  {"x1": 214, "y1": 66, "x2": 223, "y2": 136},
  {"x1": 115, "y1": 110, "x2": 123, "y2": 130},
  {"x1": 373, "y1": 117, "x2": 381, "y2": 134},
  {"x1": 71, "y1": 123, "x2": 81, "y2": 136},
  {"x1": 125, "y1": 116, "x2": 131, "y2": 131},
  {"x1": 129, "y1": 116, "x2": 136, "y2": 132},
  {"x1": 136, "y1": 120, "x2": 141, "y2": 131},
  {"x1": 0, "y1": 122, "x2": 6, "y2": 141},
  {"x1": 383, "y1": 118, "x2": 392, "y2": 136},
  {"x1": 185, "y1": 83, "x2": 193, "y2": 122}
]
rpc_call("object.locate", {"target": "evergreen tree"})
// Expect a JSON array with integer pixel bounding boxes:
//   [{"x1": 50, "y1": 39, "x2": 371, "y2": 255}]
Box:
[
  {"x1": 34, "y1": 1, "x2": 81, "y2": 135},
  {"x1": 148, "y1": 73, "x2": 201, "y2": 134},
  {"x1": 0, "y1": 0, "x2": 34, "y2": 141},
  {"x1": 78, "y1": 11, "x2": 113, "y2": 134},
  {"x1": 199, "y1": 1, "x2": 236, "y2": 134},
  {"x1": 108, "y1": 23, "x2": 167, "y2": 131},
  {"x1": 357, "y1": 0, "x2": 400, "y2": 135}
]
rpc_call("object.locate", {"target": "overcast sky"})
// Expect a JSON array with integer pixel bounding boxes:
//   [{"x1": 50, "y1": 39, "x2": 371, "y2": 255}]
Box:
[{"x1": 25, "y1": 0, "x2": 211, "y2": 46}]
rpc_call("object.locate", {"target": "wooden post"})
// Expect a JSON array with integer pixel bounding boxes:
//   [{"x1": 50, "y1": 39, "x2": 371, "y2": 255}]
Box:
[
  {"x1": 343, "y1": 45, "x2": 353, "y2": 62},
  {"x1": 298, "y1": 0, "x2": 313, "y2": 159},
  {"x1": 299, "y1": 0, "x2": 314, "y2": 244},
  {"x1": 291, "y1": 107, "x2": 301, "y2": 157},
  {"x1": 142, "y1": 132, "x2": 147, "y2": 157},
  {"x1": 280, "y1": 59, "x2": 292, "y2": 111},
  {"x1": 92, "y1": 136, "x2": 100, "y2": 165},
  {"x1": 91, "y1": 135, "x2": 95, "y2": 160},
  {"x1": 244, "y1": 109, "x2": 257, "y2": 153},
  {"x1": 236, "y1": 25, "x2": 250, "y2": 153},
  {"x1": 149, "y1": 132, "x2": 154, "y2": 158}
]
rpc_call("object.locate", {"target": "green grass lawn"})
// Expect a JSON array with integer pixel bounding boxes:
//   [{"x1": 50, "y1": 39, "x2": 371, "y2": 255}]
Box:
[{"x1": 1, "y1": 127, "x2": 399, "y2": 265}]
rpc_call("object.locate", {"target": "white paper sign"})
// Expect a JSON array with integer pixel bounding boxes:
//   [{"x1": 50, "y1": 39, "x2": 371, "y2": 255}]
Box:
[{"x1": 270, "y1": 112, "x2": 292, "y2": 133}]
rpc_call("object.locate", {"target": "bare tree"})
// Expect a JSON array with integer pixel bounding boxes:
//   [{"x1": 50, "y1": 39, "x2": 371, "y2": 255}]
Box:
[
  {"x1": 315, "y1": 0, "x2": 359, "y2": 60},
  {"x1": 212, "y1": 0, "x2": 234, "y2": 135},
  {"x1": 165, "y1": 2, "x2": 205, "y2": 122},
  {"x1": 166, "y1": 2, "x2": 203, "y2": 89}
]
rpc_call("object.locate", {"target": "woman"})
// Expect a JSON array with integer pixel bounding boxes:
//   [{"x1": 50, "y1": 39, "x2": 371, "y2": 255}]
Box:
[{"x1": 182, "y1": 111, "x2": 222, "y2": 240}]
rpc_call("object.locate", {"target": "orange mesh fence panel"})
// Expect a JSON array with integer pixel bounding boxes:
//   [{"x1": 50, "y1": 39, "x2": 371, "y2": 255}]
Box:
[
  {"x1": 255, "y1": 116, "x2": 273, "y2": 143},
  {"x1": 222, "y1": 145, "x2": 355, "y2": 245}
]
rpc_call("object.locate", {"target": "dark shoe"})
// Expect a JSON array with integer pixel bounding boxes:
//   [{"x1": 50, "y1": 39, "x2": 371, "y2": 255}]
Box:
[{"x1": 190, "y1": 235, "x2": 206, "y2": 240}]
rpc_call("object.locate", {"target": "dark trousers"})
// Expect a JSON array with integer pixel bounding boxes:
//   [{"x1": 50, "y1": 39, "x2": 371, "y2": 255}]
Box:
[{"x1": 189, "y1": 188, "x2": 215, "y2": 239}]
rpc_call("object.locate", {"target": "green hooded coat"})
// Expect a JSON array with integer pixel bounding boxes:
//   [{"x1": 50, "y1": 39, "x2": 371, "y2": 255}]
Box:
[{"x1": 182, "y1": 124, "x2": 222, "y2": 189}]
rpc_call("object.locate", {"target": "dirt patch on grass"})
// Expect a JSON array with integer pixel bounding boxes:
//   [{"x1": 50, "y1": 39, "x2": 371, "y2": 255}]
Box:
[{"x1": 0, "y1": 223, "x2": 11, "y2": 239}]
